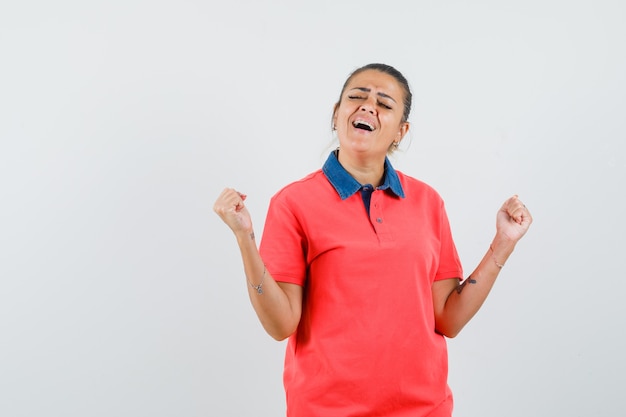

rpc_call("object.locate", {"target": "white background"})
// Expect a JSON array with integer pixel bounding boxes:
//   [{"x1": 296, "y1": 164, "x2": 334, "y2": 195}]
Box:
[{"x1": 1, "y1": 1, "x2": 625, "y2": 416}]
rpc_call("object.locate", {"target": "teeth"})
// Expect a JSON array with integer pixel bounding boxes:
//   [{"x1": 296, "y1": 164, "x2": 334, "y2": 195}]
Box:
[{"x1": 353, "y1": 120, "x2": 374, "y2": 131}]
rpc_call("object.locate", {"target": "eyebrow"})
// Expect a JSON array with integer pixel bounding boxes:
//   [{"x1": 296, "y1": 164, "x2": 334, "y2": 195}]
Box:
[{"x1": 349, "y1": 87, "x2": 397, "y2": 103}]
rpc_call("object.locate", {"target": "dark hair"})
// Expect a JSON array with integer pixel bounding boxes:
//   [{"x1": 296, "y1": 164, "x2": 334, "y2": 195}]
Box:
[{"x1": 335, "y1": 63, "x2": 412, "y2": 124}]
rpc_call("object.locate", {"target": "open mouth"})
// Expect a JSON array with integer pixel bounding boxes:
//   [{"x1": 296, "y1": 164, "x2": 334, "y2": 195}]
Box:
[{"x1": 352, "y1": 120, "x2": 375, "y2": 132}]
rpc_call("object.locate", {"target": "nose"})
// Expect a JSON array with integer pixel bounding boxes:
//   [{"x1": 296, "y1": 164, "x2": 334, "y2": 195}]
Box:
[{"x1": 359, "y1": 97, "x2": 377, "y2": 115}]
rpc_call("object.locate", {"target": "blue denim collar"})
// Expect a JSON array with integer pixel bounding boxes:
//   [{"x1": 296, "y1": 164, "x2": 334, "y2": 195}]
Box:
[{"x1": 322, "y1": 149, "x2": 405, "y2": 200}]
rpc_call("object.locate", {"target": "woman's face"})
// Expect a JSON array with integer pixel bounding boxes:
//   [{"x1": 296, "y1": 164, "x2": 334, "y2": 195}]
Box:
[{"x1": 333, "y1": 69, "x2": 409, "y2": 159}]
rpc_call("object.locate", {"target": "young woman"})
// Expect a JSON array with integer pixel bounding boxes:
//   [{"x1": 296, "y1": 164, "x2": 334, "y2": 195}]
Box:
[{"x1": 214, "y1": 63, "x2": 532, "y2": 417}]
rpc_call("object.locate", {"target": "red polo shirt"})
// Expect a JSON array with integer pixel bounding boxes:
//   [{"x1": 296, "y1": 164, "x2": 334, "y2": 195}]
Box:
[{"x1": 259, "y1": 151, "x2": 463, "y2": 417}]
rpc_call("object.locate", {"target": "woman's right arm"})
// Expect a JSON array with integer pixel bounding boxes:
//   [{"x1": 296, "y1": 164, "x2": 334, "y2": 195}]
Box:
[{"x1": 213, "y1": 188, "x2": 303, "y2": 341}]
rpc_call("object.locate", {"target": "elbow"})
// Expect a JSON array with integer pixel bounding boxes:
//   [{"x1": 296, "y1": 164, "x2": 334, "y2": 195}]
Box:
[
  {"x1": 271, "y1": 332, "x2": 291, "y2": 342},
  {"x1": 434, "y1": 319, "x2": 465, "y2": 339},
  {"x1": 437, "y1": 327, "x2": 461, "y2": 339},
  {"x1": 269, "y1": 328, "x2": 296, "y2": 341},
  {"x1": 257, "y1": 300, "x2": 302, "y2": 341},
  {"x1": 265, "y1": 322, "x2": 298, "y2": 342}
]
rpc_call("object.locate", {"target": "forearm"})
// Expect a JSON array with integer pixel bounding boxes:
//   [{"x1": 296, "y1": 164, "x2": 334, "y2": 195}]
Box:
[
  {"x1": 236, "y1": 230, "x2": 301, "y2": 341},
  {"x1": 436, "y1": 234, "x2": 517, "y2": 338}
]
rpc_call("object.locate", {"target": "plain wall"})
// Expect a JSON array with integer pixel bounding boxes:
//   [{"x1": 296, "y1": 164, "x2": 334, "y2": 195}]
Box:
[{"x1": 1, "y1": 0, "x2": 625, "y2": 416}]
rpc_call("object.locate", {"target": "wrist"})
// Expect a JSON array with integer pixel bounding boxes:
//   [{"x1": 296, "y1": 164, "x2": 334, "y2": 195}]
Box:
[
  {"x1": 235, "y1": 228, "x2": 256, "y2": 245},
  {"x1": 490, "y1": 234, "x2": 516, "y2": 264}
]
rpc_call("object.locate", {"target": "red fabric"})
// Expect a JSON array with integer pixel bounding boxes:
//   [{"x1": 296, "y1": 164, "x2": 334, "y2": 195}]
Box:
[{"x1": 259, "y1": 169, "x2": 463, "y2": 417}]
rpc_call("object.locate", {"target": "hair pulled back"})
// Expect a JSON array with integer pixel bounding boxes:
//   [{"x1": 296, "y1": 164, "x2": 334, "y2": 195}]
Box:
[{"x1": 335, "y1": 63, "x2": 412, "y2": 124}]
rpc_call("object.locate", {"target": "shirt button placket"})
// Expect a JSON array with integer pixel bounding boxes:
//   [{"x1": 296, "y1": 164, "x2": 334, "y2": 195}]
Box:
[{"x1": 371, "y1": 193, "x2": 382, "y2": 228}]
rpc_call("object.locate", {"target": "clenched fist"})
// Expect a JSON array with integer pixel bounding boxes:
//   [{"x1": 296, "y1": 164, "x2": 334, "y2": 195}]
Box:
[{"x1": 214, "y1": 188, "x2": 253, "y2": 236}]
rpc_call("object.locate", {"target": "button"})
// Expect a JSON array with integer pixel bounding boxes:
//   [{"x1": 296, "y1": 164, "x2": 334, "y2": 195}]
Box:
[{"x1": 376, "y1": 218, "x2": 383, "y2": 223}]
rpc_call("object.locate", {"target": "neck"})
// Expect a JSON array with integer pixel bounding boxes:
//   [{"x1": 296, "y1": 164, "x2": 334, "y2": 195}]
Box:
[{"x1": 337, "y1": 150, "x2": 386, "y2": 187}]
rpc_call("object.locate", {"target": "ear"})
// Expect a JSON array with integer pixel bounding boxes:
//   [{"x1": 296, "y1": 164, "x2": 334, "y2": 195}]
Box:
[
  {"x1": 332, "y1": 103, "x2": 339, "y2": 130},
  {"x1": 397, "y1": 122, "x2": 410, "y2": 142}
]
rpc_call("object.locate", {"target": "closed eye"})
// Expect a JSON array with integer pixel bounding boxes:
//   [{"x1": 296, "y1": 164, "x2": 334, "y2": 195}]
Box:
[{"x1": 348, "y1": 94, "x2": 392, "y2": 110}]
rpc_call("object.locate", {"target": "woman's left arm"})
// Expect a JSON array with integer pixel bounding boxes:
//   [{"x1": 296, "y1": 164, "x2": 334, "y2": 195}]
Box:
[{"x1": 432, "y1": 195, "x2": 533, "y2": 338}]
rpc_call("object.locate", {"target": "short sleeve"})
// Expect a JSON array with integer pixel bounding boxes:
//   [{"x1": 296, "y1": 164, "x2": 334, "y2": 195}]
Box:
[
  {"x1": 259, "y1": 194, "x2": 308, "y2": 286},
  {"x1": 434, "y1": 201, "x2": 463, "y2": 281}
]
